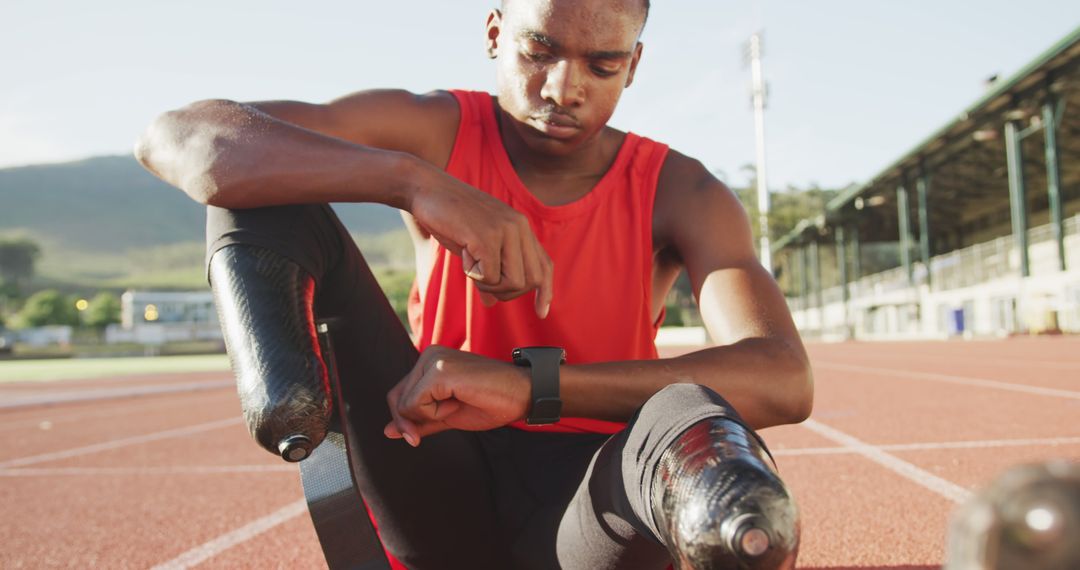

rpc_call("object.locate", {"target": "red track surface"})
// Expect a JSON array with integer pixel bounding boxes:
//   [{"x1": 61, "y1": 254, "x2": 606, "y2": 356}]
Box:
[{"x1": 2, "y1": 337, "x2": 1078, "y2": 569}]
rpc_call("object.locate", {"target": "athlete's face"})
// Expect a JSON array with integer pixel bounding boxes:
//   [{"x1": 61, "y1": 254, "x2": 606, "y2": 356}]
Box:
[{"x1": 486, "y1": 0, "x2": 645, "y2": 156}]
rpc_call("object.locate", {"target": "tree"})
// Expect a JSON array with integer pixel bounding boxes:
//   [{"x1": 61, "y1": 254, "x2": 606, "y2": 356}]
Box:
[
  {"x1": 14, "y1": 289, "x2": 79, "y2": 328},
  {"x1": 84, "y1": 292, "x2": 122, "y2": 328},
  {"x1": 730, "y1": 166, "x2": 839, "y2": 246},
  {"x1": 374, "y1": 268, "x2": 416, "y2": 327},
  {"x1": 0, "y1": 237, "x2": 41, "y2": 295}
]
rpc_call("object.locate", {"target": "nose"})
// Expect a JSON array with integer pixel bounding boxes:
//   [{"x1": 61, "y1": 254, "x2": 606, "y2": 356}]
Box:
[{"x1": 540, "y1": 59, "x2": 584, "y2": 108}]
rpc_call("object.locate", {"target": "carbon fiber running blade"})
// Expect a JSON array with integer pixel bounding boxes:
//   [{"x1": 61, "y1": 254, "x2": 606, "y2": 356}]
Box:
[
  {"x1": 300, "y1": 429, "x2": 390, "y2": 570},
  {"x1": 298, "y1": 321, "x2": 391, "y2": 570}
]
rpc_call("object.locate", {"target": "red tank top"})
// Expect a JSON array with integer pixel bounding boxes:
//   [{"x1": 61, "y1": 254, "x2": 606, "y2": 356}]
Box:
[{"x1": 409, "y1": 90, "x2": 670, "y2": 434}]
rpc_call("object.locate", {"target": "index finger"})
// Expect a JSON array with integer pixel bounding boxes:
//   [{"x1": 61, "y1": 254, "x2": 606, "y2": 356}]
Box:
[{"x1": 386, "y1": 366, "x2": 422, "y2": 447}]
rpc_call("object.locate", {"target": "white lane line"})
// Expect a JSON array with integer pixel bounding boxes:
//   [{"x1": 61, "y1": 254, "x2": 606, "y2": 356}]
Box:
[
  {"x1": 814, "y1": 361, "x2": 1080, "y2": 400},
  {"x1": 150, "y1": 499, "x2": 307, "y2": 570},
  {"x1": 0, "y1": 379, "x2": 234, "y2": 409},
  {"x1": 774, "y1": 435, "x2": 1080, "y2": 457},
  {"x1": 883, "y1": 354, "x2": 1080, "y2": 371},
  {"x1": 0, "y1": 464, "x2": 294, "y2": 476},
  {"x1": 801, "y1": 419, "x2": 972, "y2": 503},
  {"x1": 0, "y1": 417, "x2": 242, "y2": 469},
  {"x1": 0, "y1": 393, "x2": 224, "y2": 431}
]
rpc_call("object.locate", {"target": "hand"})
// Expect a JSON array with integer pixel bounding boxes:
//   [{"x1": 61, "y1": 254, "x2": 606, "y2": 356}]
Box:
[
  {"x1": 408, "y1": 170, "x2": 553, "y2": 318},
  {"x1": 384, "y1": 346, "x2": 531, "y2": 447}
]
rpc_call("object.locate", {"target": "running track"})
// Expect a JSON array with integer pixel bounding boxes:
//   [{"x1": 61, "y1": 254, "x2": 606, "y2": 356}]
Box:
[{"x1": 2, "y1": 338, "x2": 1078, "y2": 569}]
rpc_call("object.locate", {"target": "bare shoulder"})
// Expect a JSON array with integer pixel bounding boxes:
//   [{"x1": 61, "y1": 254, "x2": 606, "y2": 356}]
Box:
[
  {"x1": 653, "y1": 149, "x2": 754, "y2": 264},
  {"x1": 254, "y1": 89, "x2": 461, "y2": 167},
  {"x1": 324, "y1": 89, "x2": 458, "y2": 128}
]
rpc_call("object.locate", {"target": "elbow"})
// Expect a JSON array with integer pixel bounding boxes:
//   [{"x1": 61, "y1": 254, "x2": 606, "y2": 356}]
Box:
[
  {"x1": 761, "y1": 340, "x2": 814, "y2": 426},
  {"x1": 134, "y1": 99, "x2": 240, "y2": 206},
  {"x1": 779, "y1": 354, "x2": 814, "y2": 425},
  {"x1": 786, "y1": 363, "x2": 814, "y2": 424}
]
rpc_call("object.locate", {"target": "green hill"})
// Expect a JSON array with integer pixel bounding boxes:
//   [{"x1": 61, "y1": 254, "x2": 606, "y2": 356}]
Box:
[
  {"x1": 0, "y1": 155, "x2": 409, "y2": 290},
  {"x1": 0, "y1": 154, "x2": 404, "y2": 249}
]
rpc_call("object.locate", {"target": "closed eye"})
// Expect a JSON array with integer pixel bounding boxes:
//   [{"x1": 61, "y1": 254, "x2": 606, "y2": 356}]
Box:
[
  {"x1": 590, "y1": 65, "x2": 619, "y2": 77},
  {"x1": 526, "y1": 51, "x2": 555, "y2": 63}
]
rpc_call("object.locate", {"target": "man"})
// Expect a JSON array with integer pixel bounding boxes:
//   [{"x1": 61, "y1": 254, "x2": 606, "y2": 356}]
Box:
[{"x1": 136, "y1": 1, "x2": 813, "y2": 568}]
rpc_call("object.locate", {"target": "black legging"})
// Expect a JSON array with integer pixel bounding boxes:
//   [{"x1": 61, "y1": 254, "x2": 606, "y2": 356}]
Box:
[{"x1": 206, "y1": 204, "x2": 740, "y2": 570}]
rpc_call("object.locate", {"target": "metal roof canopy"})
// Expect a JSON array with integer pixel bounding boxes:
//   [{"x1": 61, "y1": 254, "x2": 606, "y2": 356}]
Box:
[{"x1": 774, "y1": 24, "x2": 1080, "y2": 253}]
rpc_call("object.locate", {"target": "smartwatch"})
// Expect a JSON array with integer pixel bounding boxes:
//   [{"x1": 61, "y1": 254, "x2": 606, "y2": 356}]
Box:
[{"x1": 512, "y1": 346, "x2": 566, "y2": 425}]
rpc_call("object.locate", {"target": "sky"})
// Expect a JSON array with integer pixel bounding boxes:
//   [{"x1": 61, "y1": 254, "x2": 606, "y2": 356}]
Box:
[{"x1": 2, "y1": 0, "x2": 1079, "y2": 190}]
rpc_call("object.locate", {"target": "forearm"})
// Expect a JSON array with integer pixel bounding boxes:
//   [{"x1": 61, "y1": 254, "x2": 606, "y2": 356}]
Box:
[
  {"x1": 134, "y1": 99, "x2": 433, "y2": 210},
  {"x1": 561, "y1": 337, "x2": 813, "y2": 430}
]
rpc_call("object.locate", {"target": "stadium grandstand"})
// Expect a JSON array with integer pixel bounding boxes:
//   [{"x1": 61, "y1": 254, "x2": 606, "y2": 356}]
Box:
[{"x1": 773, "y1": 24, "x2": 1080, "y2": 340}]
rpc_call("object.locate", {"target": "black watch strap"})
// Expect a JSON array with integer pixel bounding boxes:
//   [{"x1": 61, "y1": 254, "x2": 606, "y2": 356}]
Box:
[{"x1": 512, "y1": 346, "x2": 565, "y2": 425}]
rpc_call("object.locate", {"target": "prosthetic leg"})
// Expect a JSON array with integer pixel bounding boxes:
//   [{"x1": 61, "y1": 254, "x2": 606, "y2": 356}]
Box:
[
  {"x1": 209, "y1": 244, "x2": 391, "y2": 569},
  {"x1": 946, "y1": 461, "x2": 1080, "y2": 570},
  {"x1": 209, "y1": 244, "x2": 330, "y2": 460},
  {"x1": 651, "y1": 415, "x2": 800, "y2": 570}
]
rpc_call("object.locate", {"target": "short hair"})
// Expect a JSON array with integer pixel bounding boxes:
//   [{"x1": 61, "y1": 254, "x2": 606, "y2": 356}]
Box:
[{"x1": 501, "y1": 0, "x2": 651, "y2": 25}]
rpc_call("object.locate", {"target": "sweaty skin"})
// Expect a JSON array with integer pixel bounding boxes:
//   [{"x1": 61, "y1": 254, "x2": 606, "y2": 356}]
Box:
[{"x1": 135, "y1": 0, "x2": 813, "y2": 446}]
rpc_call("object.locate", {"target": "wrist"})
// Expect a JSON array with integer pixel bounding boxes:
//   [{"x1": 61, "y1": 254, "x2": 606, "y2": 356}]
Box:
[
  {"x1": 390, "y1": 152, "x2": 441, "y2": 213},
  {"x1": 380, "y1": 151, "x2": 423, "y2": 211},
  {"x1": 510, "y1": 364, "x2": 532, "y2": 421},
  {"x1": 513, "y1": 347, "x2": 565, "y2": 425}
]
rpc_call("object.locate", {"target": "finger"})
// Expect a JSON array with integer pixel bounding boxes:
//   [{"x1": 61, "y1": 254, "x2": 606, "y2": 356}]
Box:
[
  {"x1": 383, "y1": 422, "x2": 403, "y2": 439},
  {"x1": 474, "y1": 278, "x2": 527, "y2": 300},
  {"x1": 396, "y1": 417, "x2": 422, "y2": 447},
  {"x1": 499, "y1": 225, "x2": 526, "y2": 293},
  {"x1": 403, "y1": 372, "x2": 464, "y2": 423},
  {"x1": 432, "y1": 399, "x2": 462, "y2": 420},
  {"x1": 394, "y1": 415, "x2": 458, "y2": 447},
  {"x1": 394, "y1": 362, "x2": 457, "y2": 445},
  {"x1": 465, "y1": 242, "x2": 502, "y2": 287},
  {"x1": 535, "y1": 250, "x2": 554, "y2": 319},
  {"x1": 520, "y1": 230, "x2": 544, "y2": 295},
  {"x1": 386, "y1": 364, "x2": 422, "y2": 443},
  {"x1": 475, "y1": 286, "x2": 526, "y2": 303},
  {"x1": 389, "y1": 385, "x2": 421, "y2": 446},
  {"x1": 404, "y1": 389, "x2": 447, "y2": 423},
  {"x1": 518, "y1": 232, "x2": 551, "y2": 318},
  {"x1": 413, "y1": 421, "x2": 454, "y2": 439},
  {"x1": 385, "y1": 383, "x2": 411, "y2": 443},
  {"x1": 462, "y1": 249, "x2": 484, "y2": 281}
]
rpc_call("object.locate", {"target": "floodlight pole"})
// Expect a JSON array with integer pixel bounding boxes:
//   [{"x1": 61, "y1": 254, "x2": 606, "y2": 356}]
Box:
[{"x1": 748, "y1": 32, "x2": 772, "y2": 270}]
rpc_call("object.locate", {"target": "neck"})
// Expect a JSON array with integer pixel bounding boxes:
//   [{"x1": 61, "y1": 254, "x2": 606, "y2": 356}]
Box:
[{"x1": 496, "y1": 106, "x2": 615, "y2": 181}]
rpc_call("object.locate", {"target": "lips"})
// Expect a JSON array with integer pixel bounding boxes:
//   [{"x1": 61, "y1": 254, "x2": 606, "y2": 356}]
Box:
[
  {"x1": 537, "y1": 112, "x2": 578, "y2": 127},
  {"x1": 530, "y1": 113, "x2": 581, "y2": 139}
]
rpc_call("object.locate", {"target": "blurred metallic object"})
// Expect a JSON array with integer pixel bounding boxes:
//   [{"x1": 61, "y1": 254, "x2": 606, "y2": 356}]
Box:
[
  {"x1": 653, "y1": 416, "x2": 800, "y2": 569},
  {"x1": 946, "y1": 461, "x2": 1080, "y2": 570}
]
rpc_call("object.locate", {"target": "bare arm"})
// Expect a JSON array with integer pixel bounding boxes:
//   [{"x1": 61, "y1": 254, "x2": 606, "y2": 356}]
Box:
[
  {"x1": 134, "y1": 90, "x2": 553, "y2": 314},
  {"x1": 384, "y1": 152, "x2": 812, "y2": 444},
  {"x1": 133, "y1": 90, "x2": 457, "y2": 209},
  {"x1": 559, "y1": 152, "x2": 813, "y2": 428}
]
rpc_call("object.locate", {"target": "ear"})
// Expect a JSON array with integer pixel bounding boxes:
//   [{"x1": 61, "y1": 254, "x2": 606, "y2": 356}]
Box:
[
  {"x1": 485, "y1": 9, "x2": 503, "y2": 59},
  {"x1": 624, "y1": 42, "x2": 644, "y2": 88}
]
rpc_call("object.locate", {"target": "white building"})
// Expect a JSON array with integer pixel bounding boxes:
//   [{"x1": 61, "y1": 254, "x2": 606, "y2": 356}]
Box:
[{"x1": 106, "y1": 290, "x2": 222, "y2": 345}]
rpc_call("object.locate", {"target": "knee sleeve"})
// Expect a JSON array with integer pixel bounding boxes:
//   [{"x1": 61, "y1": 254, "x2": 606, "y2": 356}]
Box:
[{"x1": 205, "y1": 204, "x2": 346, "y2": 285}]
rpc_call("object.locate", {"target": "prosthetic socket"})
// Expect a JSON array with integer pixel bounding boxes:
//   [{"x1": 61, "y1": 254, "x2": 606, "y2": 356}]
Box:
[
  {"x1": 652, "y1": 416, "x2": 800, "y2": 570},
  {"x1": 209, "y1": 245, "x2": 331, "y2": 463}
]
